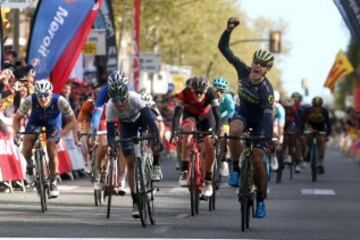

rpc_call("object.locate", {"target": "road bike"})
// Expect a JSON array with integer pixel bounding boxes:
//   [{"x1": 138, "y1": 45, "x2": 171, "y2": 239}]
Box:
[
  {"x1": 116, "y1": 130, "x2": 157, "y2": 227},
  {"x1": 304, "y1": 130, "x2": 326, "y2": 182},
  {"x1": 225, "y1": 133, "x2": 266, "y2": 231},
  {"x1": 175, "y1": 130, "x2": 214, "y2": 216},
  {"x1": 18, "y1": 130, "x2": 50, "y2": 212}
]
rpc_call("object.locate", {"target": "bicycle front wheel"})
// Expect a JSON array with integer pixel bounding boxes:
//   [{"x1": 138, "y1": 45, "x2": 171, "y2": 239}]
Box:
[
  {"x1": 106, "y1": 155, "x2": 114, "y2": 219},
  {"x1": 239, "y1": 159, "x2": 250, "y2": 232},
  {"x1": 36, "y1": 149, "x2": 47, "y2": 213},
  {"x1": 310, "y1": 145, "x2": 317, "y2": 182},
  {"x1": 135, "y1": 157, "x2": 148, "y2": 227}
]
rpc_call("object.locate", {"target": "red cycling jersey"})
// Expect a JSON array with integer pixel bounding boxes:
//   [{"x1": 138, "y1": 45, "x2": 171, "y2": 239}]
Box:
[{"x1": 175, "y1": 87, "x2": 217, "y2": 116}]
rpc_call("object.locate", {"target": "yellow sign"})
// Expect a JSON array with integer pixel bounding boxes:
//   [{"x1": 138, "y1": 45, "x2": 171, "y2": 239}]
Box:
[
  {"x1": 83, "y1": 43, "x2": 97, "y2": 55},
  {"x1": 172, "y1": 75, "x2": 185, "y2": 93}
]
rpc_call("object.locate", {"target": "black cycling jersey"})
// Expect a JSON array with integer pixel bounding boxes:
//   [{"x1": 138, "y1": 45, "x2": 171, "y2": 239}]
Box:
[{"x1": 218, "y1": 29, "x2": 274, "y2": 138}]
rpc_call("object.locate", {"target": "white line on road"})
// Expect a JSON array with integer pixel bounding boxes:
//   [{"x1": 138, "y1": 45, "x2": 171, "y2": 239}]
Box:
[{"x1": 301, "y1": 188, "x2": 336, "y2": 195}]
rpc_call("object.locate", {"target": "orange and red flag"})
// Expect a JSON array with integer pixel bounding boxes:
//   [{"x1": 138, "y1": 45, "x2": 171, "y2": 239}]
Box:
[{"x1": 324, "y1": 50, "x2": 354, "y2": 91}]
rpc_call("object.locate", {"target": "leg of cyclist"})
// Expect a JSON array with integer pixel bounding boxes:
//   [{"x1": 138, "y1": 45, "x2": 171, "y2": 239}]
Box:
[
  {"x1": 317, "y1": 134, "x2": 327, "y2": 174},
  {"x1": 198, "y1": 111, "x2": 216, "y2": 197},
  {"x1": 200, "y1": 135, "x2": 215, "y2": 197},
  {"x1": 21, "y1": 135, "x2": 36, "y2": 183},
  {"x1": 150, "y1": 119, "x2": 164, "y2": 181},
  {"x1": 116, "y1": 150, "x2": 128, "y2": 195},
  {"x1": 294, "y1": 134, "x2": 302, "y2": 173},
  {"x1": 251, "y1": 146, "x2": 267, "y2": 218},
  {"x1": 219, "y1": 124, "x2": 230, "y2": 177},
  {"x1": 178, "y1": 117, "x2": 196, "y2": 187},
  {"x1": 46, "y1": 138, "x2": 60, "y2": 198},
  {"x1": 228, "y1": 119, "x2": 245, "y2": 187}
]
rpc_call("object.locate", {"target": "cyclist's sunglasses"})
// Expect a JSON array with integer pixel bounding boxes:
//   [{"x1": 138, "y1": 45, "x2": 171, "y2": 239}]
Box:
[
  {"x1": 36, "y1": 93, "x2": 50, "y2": 98},
  {"x1": 216, "y1": 89, "x2": 225, "y2": 94},
  {"x1": 112, "y1": 97, "x2": 127, "y2": 104},
  {"x1": 253, "y1": 60, "x2": 269, "y2": 68}
]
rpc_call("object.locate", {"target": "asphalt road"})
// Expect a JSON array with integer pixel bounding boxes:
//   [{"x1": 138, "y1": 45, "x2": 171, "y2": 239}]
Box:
[{"x1": 0, "y1": 146, "x2": 359, "y2": 239}]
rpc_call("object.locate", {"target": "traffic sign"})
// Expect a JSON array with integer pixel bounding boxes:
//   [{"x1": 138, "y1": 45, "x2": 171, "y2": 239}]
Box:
[
  {"x1": 0, "y1": 0, "x2": 34, "y2": 9},
  {"x1": 140, "y1": 52, "x2": 161, "y2": 73}
]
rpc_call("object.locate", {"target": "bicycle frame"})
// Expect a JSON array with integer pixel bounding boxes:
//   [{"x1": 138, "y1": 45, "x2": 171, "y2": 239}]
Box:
[
  {"x1": 115, "y1": 130, "x2": 155, "y2": 227},
  {"x1": 19, "y1": 131, "x2": 49, "y2": 212},
  {"x1": 176, "y1": 130, "x2": 214, "y2": 216},
  {"x1": 224, "y1": 133, "x2": 266, "y2": 232},
  {"x1": 305, "y1": 130, "x2": 325, "y2": 182}
]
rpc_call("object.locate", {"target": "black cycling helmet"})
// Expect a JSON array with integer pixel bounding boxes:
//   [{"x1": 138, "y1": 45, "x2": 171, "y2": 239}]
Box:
[
  {"x1": 312, "y1": 96, "x2": 323, "y2": 107},
  {"x1": 190, "y1": 76, "x2": 208, "y2": 93}
]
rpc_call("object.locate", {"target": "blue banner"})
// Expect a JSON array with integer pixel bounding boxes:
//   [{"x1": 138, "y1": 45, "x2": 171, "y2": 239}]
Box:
[
  {"x1": 334, "y1": 0, "x2": 360, "y2": 48},
  {"x1": 27, "y1": 0, "x2": 96, "y2": 80}
]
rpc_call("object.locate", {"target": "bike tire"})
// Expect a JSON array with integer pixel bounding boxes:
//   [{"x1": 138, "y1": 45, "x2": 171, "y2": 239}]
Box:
[
  {"x1": 135, "y1": 157, "x2": 148, "y2": 227},
  {"x1": 194, "y1": 156, "x2": 200, "y2": 215},
  {"x1": 190, "y1": 157, "x2": 196, "y2": 216},
  {"x1": 36, "y1": 150, "x2": 47, "y2": 213},
  {"x1": 310, "y1": 146, "x2": 317, "y2": 182},
  {"x1": 209, "y1": 158, "x2": 218, "y2": 211},
  {"x1": 289, "y1": 159, "x2": 293, "y2": 180},
  {"x1": 239, "y1": 159, "x2": 250, "y2": 232},
  {"x1": 145, "y1": 157, "x2": 156, "y2": 225},
  {"x1": 106, "y1": 155, "x2": 114, "y2": 219}
]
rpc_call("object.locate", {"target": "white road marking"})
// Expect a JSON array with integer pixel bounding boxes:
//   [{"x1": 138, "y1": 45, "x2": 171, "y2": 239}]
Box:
[{"x1": 301, "y1": 188, "x2": 336, "y2": 195}]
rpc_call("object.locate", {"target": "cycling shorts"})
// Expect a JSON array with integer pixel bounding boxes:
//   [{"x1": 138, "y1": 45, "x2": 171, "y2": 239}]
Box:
[{"x1": 231, "y1": 113, "x2": 268, "y2": 150}]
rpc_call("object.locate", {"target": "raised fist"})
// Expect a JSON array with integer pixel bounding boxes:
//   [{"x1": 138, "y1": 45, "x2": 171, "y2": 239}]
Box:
[{"x1": 227, "y1": 17, "x2": 240, "y2": 30}]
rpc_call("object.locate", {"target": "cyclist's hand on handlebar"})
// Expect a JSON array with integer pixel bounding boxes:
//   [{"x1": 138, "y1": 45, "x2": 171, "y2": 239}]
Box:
[{"x1": 227, "y1": 17, "x2": 240, "y2": 30}]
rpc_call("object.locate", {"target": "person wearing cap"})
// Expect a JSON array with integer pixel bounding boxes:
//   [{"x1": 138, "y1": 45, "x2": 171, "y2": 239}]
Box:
[{"x1": 218, "y1": 17, "x2": 275, "y2": 218}]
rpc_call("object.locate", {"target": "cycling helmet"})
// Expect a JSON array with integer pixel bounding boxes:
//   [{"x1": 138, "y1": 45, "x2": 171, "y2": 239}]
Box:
[
  {"x1": 34, "y1": 79, "x2": 53, "y2": 94},
  {"x1": 312, "y1": 96, "x2": 323, "y2": 107},
  {"x1": 108, "y1": 70, "x2": 128, "y2": 87},
  {"x1": 191, "y1": 76, "x2": 208, "y2": 93},
  {"x1": 291, "y1": 91, "x2": 303, "y2": 102},
  {"x1": 212, "y1": 77, "x2": 229, "y2": 91},
  {"x1": 274, "y1": 90, "x2": 280, "y2": 102},
  {"x1": 253, "y1": 49, "x2": 274, "y2": 67},
  {"x1": 140, "y1": 91, "x2": 153, "y2": 105}
]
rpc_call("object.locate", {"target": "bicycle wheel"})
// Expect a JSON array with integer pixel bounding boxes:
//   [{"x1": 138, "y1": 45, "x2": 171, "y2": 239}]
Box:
[
  {"x1": 289, "y1": 157, "x2": 294, "y2": 180},
  {"x1": 239, "y1": 158, "x2": 250, "y2": 232},
  {"x1": 36, "y1": 149, "x2": 47, "y2": 212},
  {"x1": 190, "y1": 155, "x2": 196, "y2": 216},
  {"x1": 106, "y1": 155, "x2": 114, "y2": 219},
  {"x1": 209, "y1": 156, "x2": 219, "y2": 211},
  {"x1": 135, "y1": 157, "x2": 148, "y2": 227},
  {"x1": 145, "y1": 155, "x2": 156, "y2": 225},
  {"x1": 310, "y1": 144, "x2": 317, "y2": 182}
]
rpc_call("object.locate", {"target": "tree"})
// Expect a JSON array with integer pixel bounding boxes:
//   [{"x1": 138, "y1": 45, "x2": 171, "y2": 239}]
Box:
[{"x1": 112, "y1": 0, "x2": 288, "y2": 92}]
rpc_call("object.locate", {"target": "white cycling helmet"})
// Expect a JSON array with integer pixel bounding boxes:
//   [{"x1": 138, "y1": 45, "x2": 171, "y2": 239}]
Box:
[
  {"x1": 108, "y1": 70, "x2": 128, "y2": 87},
  {"x1": 140, "y1": 91, "x2": 154, "y2": 105},
  {"x1": 34, "y1": 79, "x2": 53, "y2": 94}
]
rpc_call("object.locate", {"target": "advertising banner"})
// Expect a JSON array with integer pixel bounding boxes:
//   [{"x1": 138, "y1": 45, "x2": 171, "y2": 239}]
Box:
[{"x1": 27, "y1": 0, "x2": 97, "y2": 80}]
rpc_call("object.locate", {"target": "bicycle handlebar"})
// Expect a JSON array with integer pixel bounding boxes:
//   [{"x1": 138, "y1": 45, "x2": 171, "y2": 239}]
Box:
[
  {"x1": 175, "y1": 130, "x2": 215, "y2": 136},
  {"x1": 218, "y1": 134, "x2": 269, "y2": 141},
  {"x1": 17, "y1": 130, "x2": 47, "y2": 136},
  {"x1": 114, "y1": 134, "x2": 154, "y2": 144},
  {"x1": 79, "y1": 130, "x2": 107, "y2": 137}
]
